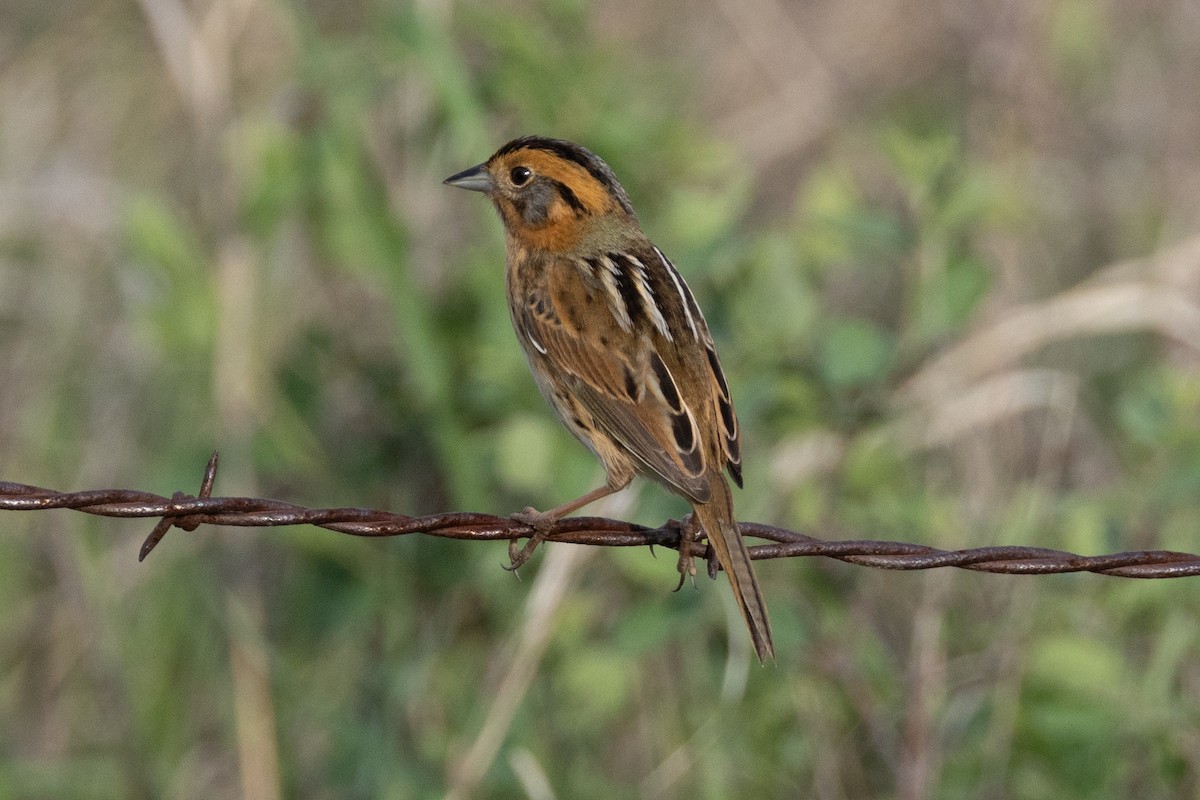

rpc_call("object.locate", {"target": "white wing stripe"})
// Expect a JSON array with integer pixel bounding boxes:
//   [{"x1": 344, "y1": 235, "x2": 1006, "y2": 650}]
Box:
[
  {"x1": 597, "y1": 255, "x2": 633, "y2": 331},
  {"x1": 654, "y1": 246, "x2": 698, "y2": 339},
  {"x1": 625, "y1": 254, "x2": 672, "y2": 341}
]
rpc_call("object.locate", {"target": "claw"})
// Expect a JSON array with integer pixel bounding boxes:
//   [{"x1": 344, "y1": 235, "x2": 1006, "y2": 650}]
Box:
[
  {"x1": 503, "y1": 537, "x2": 526, "y2": 575},
  {"x1": 674, "y1": 514, "x2": 700, "y2": 591},
  {"x1": 504, "y1": 535, "x2": 544, "y2": 572},
  {"x1": 705, "y1": 542, "x2": 719, "y2": 580},
  {"x1": 505, "y1": 507, "x2": 554, "y2": 571},
  {"x1": 672, "y1": 566, "x2": 698, "y2": 592}
]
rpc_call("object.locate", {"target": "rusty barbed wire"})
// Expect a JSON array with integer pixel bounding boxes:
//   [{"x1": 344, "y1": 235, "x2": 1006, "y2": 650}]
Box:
[{"x1": 2, "y1": 452, "x2": 1199, "y2": 578}]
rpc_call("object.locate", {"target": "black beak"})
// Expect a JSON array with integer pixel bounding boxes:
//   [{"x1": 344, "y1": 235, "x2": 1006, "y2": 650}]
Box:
[{"x1": 443, "y1": 163, "x2": 494, "y2": 193}]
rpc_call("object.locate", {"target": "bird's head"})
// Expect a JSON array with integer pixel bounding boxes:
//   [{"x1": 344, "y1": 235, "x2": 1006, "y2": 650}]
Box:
[{"x1": 444, "y1": 135, "x2": 636, "y2": 252}]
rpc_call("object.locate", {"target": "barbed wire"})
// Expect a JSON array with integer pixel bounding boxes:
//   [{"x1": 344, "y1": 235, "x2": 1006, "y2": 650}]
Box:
[{"x1": 2, "y1": 452, "x2": 1198, "y2": 578}]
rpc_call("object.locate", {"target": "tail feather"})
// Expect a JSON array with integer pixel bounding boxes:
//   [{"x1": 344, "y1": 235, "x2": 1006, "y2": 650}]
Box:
[{"x1": 692, "y1": 475, "x2": 774, "y2": 662}]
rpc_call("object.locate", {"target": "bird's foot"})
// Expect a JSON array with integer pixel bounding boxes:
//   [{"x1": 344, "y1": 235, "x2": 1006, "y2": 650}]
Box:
[
  {"x1": 506, "y1": 506, "x2": 556, "y2": 571},
  {"x1": 673, "y1": 514, "x2": 704, "y2": 592}
]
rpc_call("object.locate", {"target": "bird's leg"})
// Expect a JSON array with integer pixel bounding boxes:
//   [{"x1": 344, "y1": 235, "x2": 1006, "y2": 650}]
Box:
[
  {"x1": 507, "y1": 482, "x2": 624, "y2": 570},
  {"x1": 673, "y1": 511, "x2": 705, "y2": 591}
]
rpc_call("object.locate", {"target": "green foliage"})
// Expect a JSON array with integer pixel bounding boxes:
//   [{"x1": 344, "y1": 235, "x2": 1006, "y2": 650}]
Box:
[{"x1": 3, "y1": 0, "x2": 1200, "y2": 798}]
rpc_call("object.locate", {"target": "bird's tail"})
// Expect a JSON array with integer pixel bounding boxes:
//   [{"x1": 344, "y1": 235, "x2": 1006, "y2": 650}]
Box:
[{"x1": 692, "y1": 475, "x2": 774, "y2": 662}]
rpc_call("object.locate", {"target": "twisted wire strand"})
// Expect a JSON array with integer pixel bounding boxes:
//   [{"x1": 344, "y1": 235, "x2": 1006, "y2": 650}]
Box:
[{"x1": 2, "y1": 453, "x2": 1197, "y2": 578}]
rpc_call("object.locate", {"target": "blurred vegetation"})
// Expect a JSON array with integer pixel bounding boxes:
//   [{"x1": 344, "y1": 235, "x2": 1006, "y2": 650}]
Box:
[{"x1": 3, "y1": 0, "x2": 1200, "y2": 798}]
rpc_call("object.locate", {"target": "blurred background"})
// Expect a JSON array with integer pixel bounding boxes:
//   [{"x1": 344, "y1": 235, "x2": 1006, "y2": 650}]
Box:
[{"x1": 3, "y1": 0, "x2": 1200, "y2": 797}]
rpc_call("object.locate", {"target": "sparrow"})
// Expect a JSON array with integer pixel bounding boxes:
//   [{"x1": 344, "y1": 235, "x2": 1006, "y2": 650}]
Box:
[{"x1": 445, "y1": 136, "x2": 773, "y2": 661}]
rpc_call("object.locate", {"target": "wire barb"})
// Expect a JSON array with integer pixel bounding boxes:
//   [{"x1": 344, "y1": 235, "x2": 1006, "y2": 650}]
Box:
[
  {"x1": 2, "y1": 454, "x2": 1199, "y2": 578},
  {"x1": 138, "y1": 450, "x2": 220, "y2": 561}
]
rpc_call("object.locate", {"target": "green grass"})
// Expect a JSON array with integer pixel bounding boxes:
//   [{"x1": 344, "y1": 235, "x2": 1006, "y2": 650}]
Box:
[{"x1": 2, "y1": 0, "x2": 1200, "y2": 797}]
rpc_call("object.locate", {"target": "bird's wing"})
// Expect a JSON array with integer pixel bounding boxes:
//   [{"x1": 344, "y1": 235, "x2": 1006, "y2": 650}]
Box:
[{"x1": 518, "y1": 249, "x2": 716, "y2": 502}]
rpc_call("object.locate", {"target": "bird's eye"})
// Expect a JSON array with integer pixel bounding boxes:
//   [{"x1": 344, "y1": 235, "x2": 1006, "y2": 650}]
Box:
[{"x1": 510, "y1": 166, "x2": 532, "y2": 186}]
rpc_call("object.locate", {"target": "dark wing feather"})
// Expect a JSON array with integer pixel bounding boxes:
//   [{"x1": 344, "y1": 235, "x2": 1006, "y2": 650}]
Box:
[
  {"x1": 650, "y1": 246, "x2": 744, "y2": 487},
  {"x1": 519, "y1": 255, "x2": 713, "y2": 501},
  {"x1": 567, "y1": 376, "x2": 711, "y2": 502}
]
